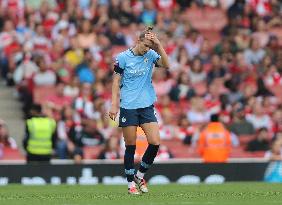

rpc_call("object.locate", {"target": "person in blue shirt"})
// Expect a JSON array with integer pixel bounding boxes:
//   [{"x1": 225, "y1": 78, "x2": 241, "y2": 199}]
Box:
[{"x1": 109, "y1": 26, "x2": 169, "y2": 195}]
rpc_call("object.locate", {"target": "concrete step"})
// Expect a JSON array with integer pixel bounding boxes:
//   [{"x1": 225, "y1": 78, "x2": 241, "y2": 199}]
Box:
[{"x1": 0, "y1": 81, "x2": 25, "y2": 150}]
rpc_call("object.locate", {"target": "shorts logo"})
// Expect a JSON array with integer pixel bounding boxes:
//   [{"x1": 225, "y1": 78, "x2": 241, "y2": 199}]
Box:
[
  {"x1": 154, "y1": 110, "x2": 157, "y2": 116},
  {"x1": 122, "y1": 117, "x2": 127, "y2": 123}
]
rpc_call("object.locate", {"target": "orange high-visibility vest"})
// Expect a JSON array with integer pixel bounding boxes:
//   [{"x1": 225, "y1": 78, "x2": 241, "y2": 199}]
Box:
[
  {"x1": 198, "y1": 122, "x2": 231, "y2": 163},
  {"x1": 136, "y1": 127, "x2": 148, "y2": 159}
]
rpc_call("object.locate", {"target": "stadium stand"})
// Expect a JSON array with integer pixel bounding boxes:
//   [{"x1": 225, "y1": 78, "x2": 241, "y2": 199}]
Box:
[{"x1": 0, "y1": 0, "x2": 282, "y2": 162}]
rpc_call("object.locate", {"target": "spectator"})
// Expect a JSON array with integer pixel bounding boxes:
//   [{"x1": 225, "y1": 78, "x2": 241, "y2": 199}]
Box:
[
  {"x1": 56, "y1": 105, "x2": 75, "y2": 159},
  {"x1": 187, "y1": 96, "x2": 210, "y2": 124},
  {"x1": 32, "y1": 57, "x2": 56, "y2": 86},
  {"x1": 104, "y1": 19, "x2": 126, "y2": 46},
  {"x1": 169, "y1": 71, "x2": 196, "y2": 102},
  {"x1": 155, "y1": 145, "x2": 174, "y2": 160},
  {"x1": 264, "y1": 137, "x2": 282, "y2": 161},
  {"x1": 188, "y1": 57, "x2": 206, "y2": 84},
  {"x1": 207, "y1": 54, "x2": 227, "y2": 84},
  {"x1": 184, "y1": 30, "x2": 203, "y2": 60},
  {"x1": 159, "y1": 109, "x2": 178, "y2": 140},
  {"x1": 45, "y1": 81, "x2": 73, "y2": 112},
  {"x1": 139, "y1": 0, "x2": 157, "y2": 25},
  {"x1": 246, "y1": 127, "x2": 270, "y2": 152},
  {"x1": 198, "y1": 114, "x2": 232, "y2": 163},
  {"x1": 244, "y1": 38, "x2": 266, "y2": 65},
  {"x1": 246, "y1": 101, "x2": 272, "y2": 130},
  {"x1": 0, "y1": 119, "x2": 17, "y2": 159},
  {"x1": 97, "y1": 137, "x2": 120, "y2": 160},
  {"x1": 76, "y1": 19, "x2": 97, "y2": 49},
  {"x1": 229, "y1": 107, "x2": 255, "y2": 135}
]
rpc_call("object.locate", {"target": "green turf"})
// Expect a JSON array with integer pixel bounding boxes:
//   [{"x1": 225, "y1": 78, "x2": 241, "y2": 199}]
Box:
[{"x1": 0, "y1": 183, "x2": 281, "y2": 205}]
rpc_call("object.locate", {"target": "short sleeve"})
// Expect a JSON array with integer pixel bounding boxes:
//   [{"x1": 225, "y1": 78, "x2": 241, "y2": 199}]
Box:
[
  {"x1": 114, "y1": 53, "x2": 126, "y2": 75},
  {"x1": 149, "y1": 49, "x2": 161, "y2": 65}
]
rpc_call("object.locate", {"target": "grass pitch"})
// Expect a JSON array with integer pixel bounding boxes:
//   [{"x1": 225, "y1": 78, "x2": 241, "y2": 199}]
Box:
[{"x1": 0, "y1": 183, "x2": 281, "y2": 205}]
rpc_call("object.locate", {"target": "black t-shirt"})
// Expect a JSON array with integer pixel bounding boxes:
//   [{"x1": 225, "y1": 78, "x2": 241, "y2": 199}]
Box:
[{"x1": 246, "y1": 139, "x2": 269, "y2": 152}]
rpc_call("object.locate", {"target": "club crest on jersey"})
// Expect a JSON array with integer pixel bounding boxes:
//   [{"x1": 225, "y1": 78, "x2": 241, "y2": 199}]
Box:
[{"x1": 144, "y1": 58, "x2": 148, "y2": 63}]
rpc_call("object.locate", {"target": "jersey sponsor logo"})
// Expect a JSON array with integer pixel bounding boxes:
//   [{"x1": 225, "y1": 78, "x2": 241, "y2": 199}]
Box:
[{"x1": 128, "y1": 68, "x2": 146, "y2": 76}]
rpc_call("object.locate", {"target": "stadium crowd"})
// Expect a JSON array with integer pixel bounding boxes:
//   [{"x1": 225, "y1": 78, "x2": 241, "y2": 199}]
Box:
[{"x1": 0, "y1": 0, "x2": 282, "y2": 162}]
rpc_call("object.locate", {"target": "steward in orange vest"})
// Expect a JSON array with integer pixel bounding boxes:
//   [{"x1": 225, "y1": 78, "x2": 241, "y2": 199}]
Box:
[{"x1": 198, "y1": 114, "x2": 231, "y2": 163}]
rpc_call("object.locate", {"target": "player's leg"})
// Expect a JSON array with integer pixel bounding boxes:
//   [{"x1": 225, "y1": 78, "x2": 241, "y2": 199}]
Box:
[
  {"x1": 122, "y1": 126, "x2": 140, "y2": 194},
  {"x1": 138, "y1": 122, "x2": 160, "y2": 171},
  {"x1": 136, "y1": 106, "x2": 160, "y2": 193},
  {"x1": 119, "y1": 107, "x2": 140, "y2": 194}
]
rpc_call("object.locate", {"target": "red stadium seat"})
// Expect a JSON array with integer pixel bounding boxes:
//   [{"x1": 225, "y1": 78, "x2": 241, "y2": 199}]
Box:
[
  {"x1": 193, "y1": 82, "x2": 207, "y2": 96},
  {"x1": 238, "y1": 135, "x2": 255, "y2": 147},
  {"x1": 83, "y1": 145, "x2": 104, "y2": 159},
  {"x1": 33, "y1": 85, "x2": 56, "y2": 105},
  {"x1": 1, "y1": 147, "x2": 25, "y2": 160},
  {"x1": 162, "y1": 138, "x2": 191, "y2": 158}
]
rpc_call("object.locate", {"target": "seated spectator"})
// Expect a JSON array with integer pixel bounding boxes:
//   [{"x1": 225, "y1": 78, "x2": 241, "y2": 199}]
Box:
[
  {"x1": 153, "y1": 69, "x2": 174, "y2": 97},
  {"x1": 251, "y1": 19, "x2": 270, "y2": 48},
  {"x1": 56, "y1": 105, "x2": 74, "y2": 159},
  {"x1": 45, "y1": 81, "x2": 73, "y2": 113},
  {"x1": 97, "y1": 137, "x2": 120, "y2": 160},
  {"x1": 63, "y1": 76, "x2": 80, "y2": 98},
  {"x1": 76, "y1": 19, "x2": 97, "y2": 49},
  {"x1": 228, "y1": 107, "x2": 255, "y2": 135},
  {"x1": 176, "y1": 115, "x2": 195, "y2": 145},
  {"x1": 73, "y1": 82, "x2": 100, "y2": 124},
  {"x1": 264, "y1": 138, "x2": 282, "y2": 161},
  {"x1": 244, "y1": 38, "x2": 266, "y2": 66},
  {"x1": 188, "y1": 57, "x2": 206, "y2": 84},
  {"x1": 255, "y1": 77, "x2": 273, "y2": 97},
  {"x1": 104, "y1": 19, "x2": 126, "y2": 46},
  {"x1": 272, "y1": 108, "x2": 282, "y2": 134},
  {"x1": 155, "y1": 145, "x2": 174, "y2": 160},
  {"x1": 187, "y1": 96, "x2": 210, "y2": 124},
  {"x1": 159, "y1": 109, "x2": 178, "y2": 140},
  {"x1": 69, "y1": 119, "x2": 104, "y2": 147},
  {"x1": 0, "y1": 119, "x2": 17, "y2": 158},
  {"x1": 170, "y1": 45, "x2": 189, "y2": 73},
  {"x1": 246, "y1": 101, "x2": 272, "y2": 130},
  {"x1": 184, "y1": 29, "x2": 203, "y2": 59},
  {"x1": 207, "y1": 54, "x2": 227, "y2": 84},
  {"x1": 246, "y1": 127, "x2": 270, "y2": 152},
  {"x1": 169, "y1": 71, "x2": 195, "y2": 102},
  {"x1": 139, "y1": 0, "x2": 157, "y2": 25},
  {"x1": 32, "y1": 57, "x2": 57, "y2": 86},
  {"x1": 198, "y1": 114, "x2": 232, "y2": 163}
]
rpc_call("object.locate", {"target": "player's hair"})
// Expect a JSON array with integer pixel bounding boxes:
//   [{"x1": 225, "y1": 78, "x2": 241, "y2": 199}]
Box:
[{"x1": 139, "y1": 26, "x2": 154, "y2": 40}]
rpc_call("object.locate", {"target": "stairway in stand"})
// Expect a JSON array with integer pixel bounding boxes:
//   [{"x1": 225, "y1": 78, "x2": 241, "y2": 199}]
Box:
[{"x1": 0, "y1": 79, "x2": 25, "y2": 154}]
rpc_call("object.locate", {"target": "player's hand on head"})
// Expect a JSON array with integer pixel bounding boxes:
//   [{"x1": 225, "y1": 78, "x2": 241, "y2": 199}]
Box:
[{"x1": 145, "y1": 32, "x2": 160, "y2": 47}]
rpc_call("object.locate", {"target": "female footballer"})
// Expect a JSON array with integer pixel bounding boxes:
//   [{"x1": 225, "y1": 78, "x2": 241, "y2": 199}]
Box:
[{"x1": 109, "y1": 27, "x2": 169, "y2": 195}]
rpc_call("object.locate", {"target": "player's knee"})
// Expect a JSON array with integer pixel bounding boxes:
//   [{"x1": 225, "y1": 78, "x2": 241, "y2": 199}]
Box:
[
  {"x1": 124, "y1": 138, "x2": 136, "y2": 145},
  {"x1": 148, "y1": 138, "x2": 160, "y2": 145}
]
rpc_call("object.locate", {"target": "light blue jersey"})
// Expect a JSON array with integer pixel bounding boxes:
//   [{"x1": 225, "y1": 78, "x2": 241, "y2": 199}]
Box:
[{"x1": 115, "y1": 49, "x2": 161, "y2": 109}]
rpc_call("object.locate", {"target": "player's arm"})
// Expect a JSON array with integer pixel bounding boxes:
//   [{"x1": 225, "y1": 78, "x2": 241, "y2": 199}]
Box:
[
  {"x1": 155, "y1": 43, "x2": 169, "y2": 69},
  {"x1": 146, "y1": 33, "x2": 170, "y2": 69},
  {"x1": 109, "y1": 72, "x2": 121, "y2": 121}
]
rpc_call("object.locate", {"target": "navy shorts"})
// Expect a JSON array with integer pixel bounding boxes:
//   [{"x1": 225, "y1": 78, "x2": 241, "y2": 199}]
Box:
[{"x1": 119, "y1": 105, "x2": 158, "y2": 127}]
